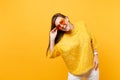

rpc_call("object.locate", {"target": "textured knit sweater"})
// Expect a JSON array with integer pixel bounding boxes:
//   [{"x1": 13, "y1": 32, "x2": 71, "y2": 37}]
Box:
[{"x1": 47, "y1": 21, "x2": 98, "y2": 75}]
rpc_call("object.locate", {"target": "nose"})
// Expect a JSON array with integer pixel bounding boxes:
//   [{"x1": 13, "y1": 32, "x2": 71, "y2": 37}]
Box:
[
  {"x1": 60, "y1": 24, "x2": 67, "y2": 29},
  {"x1": 60, "y1": 24, "x2": 64, "y2": 28}
]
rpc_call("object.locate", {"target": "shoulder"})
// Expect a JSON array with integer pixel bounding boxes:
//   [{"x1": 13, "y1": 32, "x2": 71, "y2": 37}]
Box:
[
  {"x1": 74, "y1": 20, "x2": 85, "y2": 26},
  {"x1": 74, "y1": 20, "x2": 88, "y2": 30},
  {"x1": 74, "y1": 20, "x2": 87, "y2": 29}
]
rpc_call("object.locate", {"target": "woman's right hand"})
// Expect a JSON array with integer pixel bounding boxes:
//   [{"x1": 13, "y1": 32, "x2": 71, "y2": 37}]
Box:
[{"x1": 50, "y1": 27, "x2": 58, "y2": 41}]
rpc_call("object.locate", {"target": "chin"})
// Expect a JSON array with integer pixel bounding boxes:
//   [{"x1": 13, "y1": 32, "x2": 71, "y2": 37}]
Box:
[
  {"x1": 66, "y1": 27, "x2": 71, "y2": 31},
  {"x1": 65, "y1": 29, "x2": 71, "y2": 32}
]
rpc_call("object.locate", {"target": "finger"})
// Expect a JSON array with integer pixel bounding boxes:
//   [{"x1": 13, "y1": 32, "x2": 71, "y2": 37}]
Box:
[{"x1": 51, "y1": 27, "x2": 57, "y2": 33}]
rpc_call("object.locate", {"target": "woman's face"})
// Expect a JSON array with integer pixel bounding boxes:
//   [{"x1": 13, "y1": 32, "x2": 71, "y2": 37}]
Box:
[{"x1": 55, "y1": 17, "x2": 72, "y2": 31}]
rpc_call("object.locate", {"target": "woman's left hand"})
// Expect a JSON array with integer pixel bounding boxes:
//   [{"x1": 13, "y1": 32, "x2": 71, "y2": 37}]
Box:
[{"x1": 94, "y1": 54, "x2": 99, "y2": 70}]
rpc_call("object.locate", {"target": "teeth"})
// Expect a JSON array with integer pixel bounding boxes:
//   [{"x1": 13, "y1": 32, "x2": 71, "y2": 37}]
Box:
[{"x1": 63, "y1": 26, "x2": 66, "y2": 30}]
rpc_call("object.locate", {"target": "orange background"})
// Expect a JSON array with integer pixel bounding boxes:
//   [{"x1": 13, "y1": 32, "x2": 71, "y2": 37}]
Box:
[{"x1": 0, "y1": 0, "x2": 120, "y2": 80}]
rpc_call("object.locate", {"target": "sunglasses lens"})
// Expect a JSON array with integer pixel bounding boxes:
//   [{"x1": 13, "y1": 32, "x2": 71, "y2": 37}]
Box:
[
  {"x1": 56, "y1": 18, "x2": 69, "y2": 30},
  {"x1": 60, "y1": 19, "x2": 65, "y2": 25}
]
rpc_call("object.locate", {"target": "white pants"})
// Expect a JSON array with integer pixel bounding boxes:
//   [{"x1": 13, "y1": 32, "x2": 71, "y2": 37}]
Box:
[{"x1": 68, "y1": 68, "x2": 99, "y2": 80}]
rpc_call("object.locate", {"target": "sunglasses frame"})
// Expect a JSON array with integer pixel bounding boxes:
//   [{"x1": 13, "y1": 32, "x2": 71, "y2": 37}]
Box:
[{"x1": 56, "y1": 17, "x2": 69, "y2": 30}]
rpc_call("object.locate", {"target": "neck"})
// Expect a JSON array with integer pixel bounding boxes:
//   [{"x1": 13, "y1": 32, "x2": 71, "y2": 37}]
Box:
[{"x1": 65, "y1": 22, "x2": 79, "y2": 35}]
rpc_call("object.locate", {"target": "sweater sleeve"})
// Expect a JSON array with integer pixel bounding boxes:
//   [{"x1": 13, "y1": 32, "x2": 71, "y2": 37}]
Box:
[
  {"x1": 90, "y1": 32, "x2": 98, "y2": 52},
  {"x1": 47, "y1": 45, "x2": 61, "y2": 58}
]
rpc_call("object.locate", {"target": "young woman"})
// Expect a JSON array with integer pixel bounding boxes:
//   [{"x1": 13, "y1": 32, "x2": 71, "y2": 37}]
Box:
[{"x1": 46, "y1": 13, "x2": 99, "y2": 80}]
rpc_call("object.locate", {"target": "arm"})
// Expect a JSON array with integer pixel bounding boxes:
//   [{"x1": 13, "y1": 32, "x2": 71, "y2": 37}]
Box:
[
  {"x1": 47, "y1": 40, "x2": 61, "y2": 58},
  {"x1": 90, "y1": 32, "x2": 99, "y2": 70},
  {"x1": 47, "y1": 28, "x2": 61, "y2": 58},
  {"x1": 49, "y1": 39, "x2": 55, "y2": 53}
]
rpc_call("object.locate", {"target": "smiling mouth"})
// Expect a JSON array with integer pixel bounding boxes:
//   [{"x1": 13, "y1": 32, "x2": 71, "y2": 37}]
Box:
[{"x1": 62, "y1": 25, "x2": 67, "y2": 30}]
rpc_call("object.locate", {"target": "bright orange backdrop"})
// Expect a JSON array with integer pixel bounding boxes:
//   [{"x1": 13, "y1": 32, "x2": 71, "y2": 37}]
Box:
[{"x1": 0, "y1": 0, "x2": 120, "y2": 80}]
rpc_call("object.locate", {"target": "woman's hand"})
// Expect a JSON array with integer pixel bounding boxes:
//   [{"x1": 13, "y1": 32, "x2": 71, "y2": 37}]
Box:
[
  {"x1": 94, "y1": 54, "x2": 99, "y2": 70},
  {"x1": 50, "y1": 27, "x2": 58, "y2": 41}
]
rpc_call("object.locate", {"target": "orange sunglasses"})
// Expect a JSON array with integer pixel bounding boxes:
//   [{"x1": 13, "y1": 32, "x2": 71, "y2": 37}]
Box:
[{"x1": 54, "y1": 19, "x2": 67, "y2": 31}]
